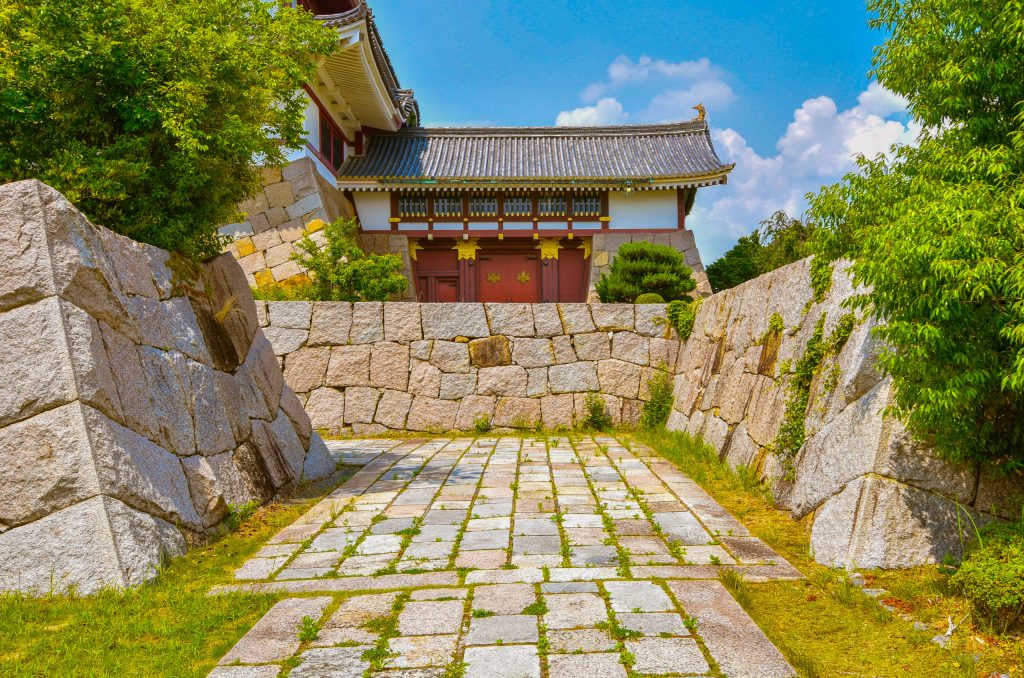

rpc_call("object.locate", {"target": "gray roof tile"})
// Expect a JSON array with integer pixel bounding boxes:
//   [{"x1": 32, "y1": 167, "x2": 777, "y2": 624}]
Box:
[{"x1": 337, "y1": 121, "x2": 734, "y2": 186}]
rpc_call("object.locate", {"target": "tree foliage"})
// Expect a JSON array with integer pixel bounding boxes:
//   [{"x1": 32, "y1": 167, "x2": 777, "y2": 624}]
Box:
[
  {"x1": 0, "y1": 0, "x2": 334, "y2": 259},
  {"x1": 596, "y1": 242, "x2": 696, "y2": 303},
  {"x1": 291, "y1": 218, "x2": 408, "y2": 302},
  {"x1": 706, "y1": 212, "x2": 816, "y2": 293},
  {"x1": 810, "y1": 0, "x2": 1024, "y2": 472}
]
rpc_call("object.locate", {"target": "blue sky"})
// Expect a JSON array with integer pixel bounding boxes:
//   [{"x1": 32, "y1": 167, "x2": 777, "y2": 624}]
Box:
[{"x1": 371, "y1": 1, "x2": 917, "y2": 261}]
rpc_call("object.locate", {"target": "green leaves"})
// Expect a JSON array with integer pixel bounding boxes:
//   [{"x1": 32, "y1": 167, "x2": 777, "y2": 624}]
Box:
[
  {"x1": 706, "y1": 212, "x2": 816, "y2": 293},
  {"x1": 291, "y1": 218, "x2": 408, "y2": 302},
  {"x1": 809, "y1": 0, "x2": 1024, "y2": 473},
  {"x1": 0, "y1": 0, "x2": 334, "y2": 259}
]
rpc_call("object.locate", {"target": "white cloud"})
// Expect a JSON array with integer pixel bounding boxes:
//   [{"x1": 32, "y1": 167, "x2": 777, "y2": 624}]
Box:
[
  {"x1": 689, "y1": 83, "x2": 921, "y2": 261},
  {"x1": 563, "y1": 54, "x2": 732, "y2": 126},
  {"x1": 555, "y1": 97, "x2": 628, "y2": 126},
  {"x1": 642, "y1": 80, "x2": 736, "y2": 123},
  {"x1": 583, "y1": 55, "x2": 720, "y2": 101}
]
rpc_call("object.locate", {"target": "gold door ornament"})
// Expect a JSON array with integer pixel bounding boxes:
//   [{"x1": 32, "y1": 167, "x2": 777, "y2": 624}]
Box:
[
  {"x1": 408, "y1": 239, "x2": 424, "y2": 261},
  {"x1": 452, "y1": 238, "x2": 481, "y2": 260},
  {"x1": 517, "y1": 271, "x2": 531, "y2": 284},
  {"x1": 486, "y1": 272, "x2": 502, "y2": 284},
  {"x1": 536, "y1": 237, "x2": 562, "y2": 260}
]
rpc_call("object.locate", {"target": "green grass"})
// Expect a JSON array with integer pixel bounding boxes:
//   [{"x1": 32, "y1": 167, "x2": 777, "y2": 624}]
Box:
[
  {"x1": 636, "y1": 428, "x2": 1024, "y2": 677},
  {"x1": 0, "y1": 469, "x2": 357, "y2": 677}
]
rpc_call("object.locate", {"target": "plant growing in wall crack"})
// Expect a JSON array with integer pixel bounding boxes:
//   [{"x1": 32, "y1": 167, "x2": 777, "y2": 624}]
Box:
[{"x1": 771, "y1": 312, "x2": 856, "y2": 474}]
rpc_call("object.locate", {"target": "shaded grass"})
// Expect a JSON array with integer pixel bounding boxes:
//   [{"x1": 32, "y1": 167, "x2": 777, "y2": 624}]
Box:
[
  {"x1": 636, "y1": 428, "x2": 1023, "y2": 677},
  {"x1": 0, "y1": 468, "x2": 357, "y2": 677}
]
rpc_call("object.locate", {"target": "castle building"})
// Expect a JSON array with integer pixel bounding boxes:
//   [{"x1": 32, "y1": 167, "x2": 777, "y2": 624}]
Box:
[{"x1": 223, "y1": 0, "x2": 734, "y2": 301}]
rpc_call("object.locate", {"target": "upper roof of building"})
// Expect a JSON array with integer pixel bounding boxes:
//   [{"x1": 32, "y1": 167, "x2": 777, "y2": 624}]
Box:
[
  {"x1": 336, "y1": 120, "x2": 734, "y2": 190},
  {"x1": 302, "y1": 0, "x2": 419, "y2": 128}
]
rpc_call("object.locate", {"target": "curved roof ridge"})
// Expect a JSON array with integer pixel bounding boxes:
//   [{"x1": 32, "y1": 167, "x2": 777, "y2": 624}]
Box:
[{"x1": 385, "y1": 120, "x2": 710, "y2": 137}]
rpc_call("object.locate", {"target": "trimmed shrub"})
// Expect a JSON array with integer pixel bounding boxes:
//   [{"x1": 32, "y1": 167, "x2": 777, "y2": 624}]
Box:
[
  {"x1": 635, "y1": 293, "x2": 665, "y2": 304},
  {"x1": 596, "y1": 242, "x2": 696, "y2": 303}
]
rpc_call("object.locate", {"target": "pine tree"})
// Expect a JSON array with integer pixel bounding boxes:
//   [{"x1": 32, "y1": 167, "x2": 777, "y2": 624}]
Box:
[{"x1": 595, "y1": 242, "x2": 696, "y2": 302}]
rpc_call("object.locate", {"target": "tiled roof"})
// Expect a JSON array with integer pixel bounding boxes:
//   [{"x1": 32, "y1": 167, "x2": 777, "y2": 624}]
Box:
[
  {"x1": 314, "y1": 2, "x2": 419, "y2": 124},
  {"x1": 336, "y1": 121, "x2": 734, "y2": 188}
]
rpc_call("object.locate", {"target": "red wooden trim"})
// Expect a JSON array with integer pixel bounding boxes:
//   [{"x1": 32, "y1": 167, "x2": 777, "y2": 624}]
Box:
[
  {"x1": 305, "y1": 142, "x2": 339, "y2": 178},
  {"x1": 355, "y1": 130, "x2": 365, "y2": 156},
  {"x1": 386, "y1": 227, "x2": 682, "y2": 237},
  {"x1": 303, "y1": 85, "x2": 352, "y2": 144}
]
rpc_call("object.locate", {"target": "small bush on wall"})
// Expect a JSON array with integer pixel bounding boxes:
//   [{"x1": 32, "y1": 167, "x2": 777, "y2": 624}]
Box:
[
  {"x1": 596, "y1": 242, "x2": 696, "y2": 303},
  {"x1": 291, "y1": 218, "x2": 408, "y2": 301},
  {"x1": 640, "y1": 368, "x2": 675, "y2": 430}
]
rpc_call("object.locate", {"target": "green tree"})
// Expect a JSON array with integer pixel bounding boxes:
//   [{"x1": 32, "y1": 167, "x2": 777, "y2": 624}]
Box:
[
  {"x1": 291, "y1": 218, "x2": 407, "y2": 302},
  {"x1": 0, "y1": 0, "x2": 334, "y2": 259},
  {"x1": 595, "y1": 242, "x2": 696, "y2": 302},
  {"x1": 705, "y1": 232, "x2": 764, "y2": 293},
  {"x1": 705, "y1": 212, "x2": 816, "y2": 293},
  {"x1": 810, "y1": 0, "x2": 1024, "y2": 472}
]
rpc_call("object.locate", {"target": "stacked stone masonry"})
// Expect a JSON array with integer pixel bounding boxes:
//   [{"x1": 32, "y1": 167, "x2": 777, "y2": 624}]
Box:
[
  {"x1": 220, "y1": 158, "x2": 354, "y2": 289},
  {"x1": 670, "y1": 258, "x2": 1024, "y2": 569},
  {"x1": 262, "y1": 301, "x2": 680, "y2": 435},
  {"x1": 0, "y1": 180, "x2": 335, "y2": 595}
]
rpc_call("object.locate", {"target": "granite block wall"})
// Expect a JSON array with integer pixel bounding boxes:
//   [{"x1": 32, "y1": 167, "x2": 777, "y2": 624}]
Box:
[
  {"x1": 670, "y1": 258, "x2": 1024, "y2": 569},
  {"x1": 0, "y1": 180, "x2": 334, "y2": 594},
  {"x1": 262, "y1": 301, "x2": 680, "y2": 434}
]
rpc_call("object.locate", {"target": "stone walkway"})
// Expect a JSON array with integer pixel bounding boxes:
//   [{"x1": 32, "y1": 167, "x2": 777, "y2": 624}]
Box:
[{"x1": 209, "y1": 435, "x2": 801, "y2": 677}]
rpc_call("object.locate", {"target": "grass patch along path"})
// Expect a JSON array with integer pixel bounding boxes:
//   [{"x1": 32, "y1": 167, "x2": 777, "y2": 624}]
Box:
[
  {"x1": 0, "y1": 460, "x2": 365, "y2": 677},
  {"x1": 637, "y1": 428, "x2": 1024, "y2": 677}
]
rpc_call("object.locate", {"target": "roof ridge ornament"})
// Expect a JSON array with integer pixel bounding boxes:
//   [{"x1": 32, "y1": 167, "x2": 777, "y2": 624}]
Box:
[{"x1": 692, "y1": 103, "x2": 706, "y2": 123}]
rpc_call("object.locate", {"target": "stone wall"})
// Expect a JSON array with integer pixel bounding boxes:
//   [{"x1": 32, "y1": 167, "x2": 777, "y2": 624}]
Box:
[
  {"x1": 0, "y1": 180, "x2": 334, "y2": 594},
  {"x1": 220, "y1": 157, "x2": 355, "y2": 290},
  {"x1": 669, "y1": 258, "x2": 1024, "y2": 569},
  {"x1": 262, "y1": 301, "x2": 680, "y2": 434}
]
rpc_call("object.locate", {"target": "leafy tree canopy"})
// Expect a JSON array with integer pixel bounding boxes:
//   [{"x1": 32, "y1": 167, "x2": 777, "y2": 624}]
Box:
[
  {"x1": 0, "y1": 0, "x2": 334, "y2": 259},
  {"x1": 810, "y1": 0, "x2": 1024, "y2": 472},
  {"x1": 706, "y1": 212, "x2": 816, "y2": 293},
  {"x1": 596, "y1": 241, "x2": 696, "y2": 303}
]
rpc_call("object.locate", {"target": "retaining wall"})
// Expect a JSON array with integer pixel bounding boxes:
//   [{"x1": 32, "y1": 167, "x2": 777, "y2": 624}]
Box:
[
  {"x1": 261, "y1": 301, "x2": 680, "y2": 434},
  {"x1": 670, "y1": 258, "x2": 1024, "y2": 569},
  {"x1": 0, "y1": 180, "x2": 333, "y2": 594}
]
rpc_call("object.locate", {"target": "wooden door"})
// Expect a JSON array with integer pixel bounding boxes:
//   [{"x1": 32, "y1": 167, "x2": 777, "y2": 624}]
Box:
[
  {"x1": 477, "y1": 253, "x2": 541, "y2": 303},
  {"x1": 414, "y1": 249, "x2": 460, "y2": 302},
  {"x1": 557, "y1": 247, "x2": 588, "y2": 302}
]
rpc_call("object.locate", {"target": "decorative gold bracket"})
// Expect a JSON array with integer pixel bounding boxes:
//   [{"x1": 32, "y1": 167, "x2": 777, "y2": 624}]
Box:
[
  {"x1": 453, "y1": 238, "x2": 481, "y2": 260},
  {"x1": 408, "y1": 239, "x2": 423, "y2": 261},
  {"x1": 536, "y1": 238, "x2": 562, "y2": 260}
]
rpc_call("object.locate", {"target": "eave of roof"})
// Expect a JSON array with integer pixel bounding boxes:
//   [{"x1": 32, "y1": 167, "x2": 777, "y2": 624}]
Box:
[
  {"x1": 336, "y1": 120, "x2": 735, "y2": 190},
  {"x1": 315, "y1": 1, "x2": 419, "y2": 124}
]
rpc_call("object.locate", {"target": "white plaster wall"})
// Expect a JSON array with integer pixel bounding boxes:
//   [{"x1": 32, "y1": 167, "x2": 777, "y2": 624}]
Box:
[
  {"x1": 353, "y1": 192, "x2": 392, "y2": 230},
  {"x1": 608, "y1": 190, "x2": 678, "y2": 229},
  {"x1": 284, "y1": 96, "x2": 337, "y2": 185}
]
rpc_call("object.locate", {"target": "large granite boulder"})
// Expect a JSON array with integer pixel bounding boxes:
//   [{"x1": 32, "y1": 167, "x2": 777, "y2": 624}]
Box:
[{"x1": 0, "y1": 180, "x2": 334, "y2": 594}]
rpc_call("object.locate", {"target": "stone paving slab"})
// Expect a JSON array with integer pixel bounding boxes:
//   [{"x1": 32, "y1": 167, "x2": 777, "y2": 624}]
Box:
[
  {"x1": 209, "y1": 435, "x2": 797, "y2": 677},
  {"x1": 669, "y1": 579, "x2": 795, "y2": 678}
]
